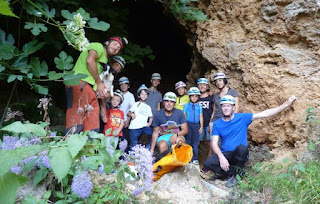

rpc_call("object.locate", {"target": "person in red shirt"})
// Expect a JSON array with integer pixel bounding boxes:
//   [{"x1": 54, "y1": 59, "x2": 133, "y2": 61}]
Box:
[{"x1": 103, "y1": 89, "x2": 124, "y2": 156}]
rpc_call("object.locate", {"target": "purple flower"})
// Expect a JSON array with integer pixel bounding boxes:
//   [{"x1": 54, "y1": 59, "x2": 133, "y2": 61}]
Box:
[
  {"x1": 119, "y1": 139, "x2": 128, "y2": 152},
  {"x1": 71, "y1": 171, "x2": 93, "y2": 198},
  {"x1": 50, "y1": 132, "x2": 57, "y2": 137},
  {"x1": 129, "y1": 145, "x2": 153, "y2": 196},
  {"x1": 11, "y1": 165, "x2": 22, "y2": 174},
  {"x1": 23, "y1": 156, "x2": 37, "y2": 165},
  {"x1": 36, "y1": 150, "x2": 51, "y2": 169},
  {"x1": 98, "y1": 163, "x2": 105, "y2": 174},
  {"x1": 2, "y1": 136, "x2": 19, "y2": 150},
  {"x1": 15, "y1": 137, "x2": 31, "y2": 148}
]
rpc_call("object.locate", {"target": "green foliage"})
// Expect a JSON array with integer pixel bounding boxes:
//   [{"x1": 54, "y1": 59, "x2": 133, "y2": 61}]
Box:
[
  {"x1": 306, "y1": 106, "x2": 319, "y2": 123},
  {"x1": 67, "y1": 134, "x2": 88, "y2": 158},
  {"x1": 123, "y1": 44, "x2": 155, "y2": 67},
  {"x1": 241, "y1": 160, "x2": 320, "y2": 203},
  {"x1": 0, "y1": 145, "x2": 43, "y2": 176},
  {"x1": 0, "y1": 172, "x2": 28, "y2": 204},
  {"x1": 1, "y1": 121, "x2": 46, "y2": 137},
  {"x1": 162, "y1": 0, "x2": 207, "y2": 21},
  {"x1": 0, "y1": 0, "x2": 18, "y2": 18},
  {"x1": 49, "y1": 145, "x2": 73, "y2": 182}
]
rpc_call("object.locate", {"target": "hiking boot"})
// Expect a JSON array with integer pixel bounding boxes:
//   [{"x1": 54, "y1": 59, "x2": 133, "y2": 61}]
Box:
[
  {"x1": 210, "y1": 174, "x2": 228, "y2": 181},
  {"x1": 192, "y1": 160, "x2": 199, "y2": 165},
  {"x1": 225, "y1": 175, "x2": 238, "y2": 188}
]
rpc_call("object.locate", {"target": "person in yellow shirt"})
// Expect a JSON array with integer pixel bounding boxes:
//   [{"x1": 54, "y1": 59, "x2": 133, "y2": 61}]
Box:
[{"x1": 174, "y1": 81, "x2": 190, "y2": 110}]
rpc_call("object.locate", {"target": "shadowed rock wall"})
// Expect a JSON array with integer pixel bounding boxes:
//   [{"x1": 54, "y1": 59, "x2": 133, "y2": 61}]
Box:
[{"x1": 183, "y1": 0, "x2": 320, "y2": 148}]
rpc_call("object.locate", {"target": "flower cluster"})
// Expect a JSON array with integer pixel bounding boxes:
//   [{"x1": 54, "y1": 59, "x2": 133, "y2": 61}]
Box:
[
  {"x1": 128, "y1": 145, "x2": 154, "y2": 196},
  {"x1": 119, "y1": 139, "x2": 128, "y2": 152},
  {"x1": 64, "y1": 13, "x2": 90, "y2": 51},
  {"x1": 71, "y1": 171, "x2": 93, "y2": 198},
  {"x1": 1, "y1": 135, "x2": 51, "y2": 174}
]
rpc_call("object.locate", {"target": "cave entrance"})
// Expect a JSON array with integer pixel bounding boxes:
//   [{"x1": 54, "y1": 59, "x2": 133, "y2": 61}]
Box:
[{"x1": 118, "y1": 0, "x2": 192, "y2": 94}]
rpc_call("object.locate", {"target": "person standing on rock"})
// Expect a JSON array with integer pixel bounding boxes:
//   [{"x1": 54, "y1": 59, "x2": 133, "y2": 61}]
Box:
[
  {"x1": 146, "y1": 73, "x2": 163, "y2": 115},
  {"x1": 150, "y1": 92, "x2": 188, "y2": 154},
  {"x1": 203, "y1": 95, "x2": 296, "y2": 188}
]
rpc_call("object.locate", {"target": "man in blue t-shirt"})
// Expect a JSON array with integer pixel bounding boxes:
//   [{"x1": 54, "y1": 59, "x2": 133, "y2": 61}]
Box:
[
  {"x1": 150, "y1": 92, "x2": 188, "y2": 154},
  {"x1": 204, "y1": 95, "x2": 296, "y2": 187}
]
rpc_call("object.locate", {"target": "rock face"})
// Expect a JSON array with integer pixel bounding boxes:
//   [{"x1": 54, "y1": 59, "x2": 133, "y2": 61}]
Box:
[
  {"x1": 149, "y1": 164, "x2": 227, "y2": 203},
  {"x1": 184, "y1": 0, "x2": 320, "y2": 148}
]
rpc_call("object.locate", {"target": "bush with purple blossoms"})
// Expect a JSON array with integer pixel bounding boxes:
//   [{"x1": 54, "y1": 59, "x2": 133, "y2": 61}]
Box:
[{"x1": 71, "y1": 171, "x2": 93, "y2": 199}]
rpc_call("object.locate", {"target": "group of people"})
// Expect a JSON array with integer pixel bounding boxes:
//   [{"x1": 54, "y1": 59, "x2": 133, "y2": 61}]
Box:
[{"x1": 65, "y1": 37, "x2": 296, "y2": 188}]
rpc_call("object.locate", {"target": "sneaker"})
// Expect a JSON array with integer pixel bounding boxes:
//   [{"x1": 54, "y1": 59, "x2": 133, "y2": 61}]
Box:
[
  {"x1": 192, "y1": 160, "x2": 199, "y2": 165},
  {"x1": 225, "y1": 175, "x2": 238, "y2": 188}
]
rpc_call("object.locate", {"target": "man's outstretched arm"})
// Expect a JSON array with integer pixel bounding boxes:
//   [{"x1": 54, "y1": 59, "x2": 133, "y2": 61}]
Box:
[{"x1": 252, "y1": 96, "x2": 296, "y2": 120}]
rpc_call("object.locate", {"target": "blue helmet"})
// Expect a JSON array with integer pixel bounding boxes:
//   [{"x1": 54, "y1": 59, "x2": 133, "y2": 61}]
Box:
[
  {"x1": 187, "y1": 87, "x2": 201, "y2": 96},
  {"x1": 220, "y1": 95, "x2": 235, "y2": 105},
  {"x1": 137, "y1": 84, "x2": 149, "y2": 96},
  {"x1": 197, "y1": 78, "x2": 209, "y2": 85},
  {"x1": 118, "y1": 76, "x2": 129, "y2": 85}
]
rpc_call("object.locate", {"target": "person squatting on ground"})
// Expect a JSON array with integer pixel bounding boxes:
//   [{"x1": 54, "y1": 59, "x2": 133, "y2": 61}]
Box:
[
  {"x1": 183, "y1": 87, "x2": 203, "y2": 165},
  {"x1": 118, "y1": 76, "x2": 135, "y2": 141},
  {"x1": 128, "y1": 84, "x2": 153, "y2": 150},
  {"x1": 204, "y1": 95, "x2": 297, "y2": 188},
  {"x1": 65, "y1": 36, "x2": 127, "y2": 134},
  {"x1": 174, "y1": 81, "x2": 190, "y2": 110},
  {"x1": 146, "y1": 73, "x2": 162, "y2": 115},
  {"x1": 197, "y1": 78, "x2": 214, "y2": 155},
  {"x1": 103, "y1": 90, "x2": 124, "y2": 156},
  {"x1": 150, "y1": 92, "x2": 188, "y2": 154}
]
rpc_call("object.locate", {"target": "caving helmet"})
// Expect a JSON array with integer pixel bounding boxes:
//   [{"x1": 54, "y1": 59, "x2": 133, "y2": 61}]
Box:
[
  {"x1": 220, "y1": 95, "x2": 235, "y2": 105},
  {"x1": 163, "y1": 92, "x2": 177, "y2": 102},
  {"x1": 112, "y1": 56, "x2": 126, "y2": 69},
  {"x1": 137, "y1": 84, "x2": 149, "y2": 96},
  {"x1": 175, "y1": 81, "x2": 187, "y2": 90},
  {"x1": 197, "y1": 78, "x2": 209, "y2": 85},
  {"x1": 113, "y1": 89, "x2": 124, "y2": 105},
  {"x1": 187, "y1": 87, "x2": 201, "y2": 96},
  {"x1": 108, "y1": 36, "x2": 128, "y2": 50},
  {"x1": 118, "y1": 76, "x2": 130, "y2": 85},
  {"x1": 151, "y1": 73, "x2": 161, "y2": 80}
]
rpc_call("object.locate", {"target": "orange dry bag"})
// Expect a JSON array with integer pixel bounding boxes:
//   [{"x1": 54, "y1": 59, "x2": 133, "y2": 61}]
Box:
[{"x1": 152, "y1": 143, "x2": 193, "y2": 181}]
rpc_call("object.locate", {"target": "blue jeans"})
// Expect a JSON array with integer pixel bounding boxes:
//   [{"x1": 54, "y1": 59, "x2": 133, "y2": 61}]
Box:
[
  {"x1": 199, "y1": 125, "x2": 210, "y2": 141},
  {"x1": 186, "y1": 122, "x2": 200, "y2": 161},
  {"x1": 129, "y1": 126, "x2": 153, "y2": 150}
]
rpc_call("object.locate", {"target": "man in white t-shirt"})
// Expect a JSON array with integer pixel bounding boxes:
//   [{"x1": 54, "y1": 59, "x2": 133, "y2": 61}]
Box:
[
  {"x1": 118, "y1": 77, "x2": 135, "y2": 141},
  {"x1": 127, "y1": 84, "x2": 153, "y2": 150}
]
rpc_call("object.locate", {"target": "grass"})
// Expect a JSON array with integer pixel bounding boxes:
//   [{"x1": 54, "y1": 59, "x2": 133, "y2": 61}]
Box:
[{"x1": 239, "y1": 160, "x2": 320, "y2": 203}]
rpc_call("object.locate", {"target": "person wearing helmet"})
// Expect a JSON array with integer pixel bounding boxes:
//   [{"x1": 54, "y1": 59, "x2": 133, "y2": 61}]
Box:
[
  {"x1": 118, "y1": 76, "x2": 135, "y2": 142},
  {"x1": 103, "y1": 89, "x2": 125, "y2": 156},
  {"x1": 183, "y1": 87, "x2": 204, "y2": 165},
  {"x1": 212, "y1": 72, "x2": 239, "y2": 122},
  {"x1": 145, "y1": 73, "x2": 163, "y2": 115},
  {"x1": 174, "y1": 81, "x2": 190, "y2": 110},
  {"x1": 65, "y1": 36, "x2": 127, "y2": 134},
  {"x1": 150, "y1": 92, "x2": 188, "y2": 154},
  {"x1": 127, "y1": 84, "x2": 153, "y2": 150},
  {"x1": 203, "y1": 95, "x2": 297, "y2": 188},
  {"x1": 197, "y1": 78, "x2": 214, "y2": 159}
]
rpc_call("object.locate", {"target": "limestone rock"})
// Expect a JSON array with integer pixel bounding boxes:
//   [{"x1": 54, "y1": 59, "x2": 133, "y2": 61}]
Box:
[
  {"x1": 149, "y1": 164, "x2": 226, "y2": 203},
  {"x1": 184, "y1": 0, "x2": 320, "y2": 149}
]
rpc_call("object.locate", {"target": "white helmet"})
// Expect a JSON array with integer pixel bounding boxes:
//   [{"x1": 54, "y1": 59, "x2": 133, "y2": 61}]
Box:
[
  {"x1": 197, "y1": 78, "x2": 209, "y2": 85},
  {"x1": 113, "y1": 89, "x2": 124, "y2": 104},
  {"x1": 220, "y1": 95, "x2": 235, "y2": 105},
  {"x1": 187, "y1": 87, "x2": 201, "y2": 96},
  {"x1": 137, "y1": 84, "x2": 149, "y2": 96},
  {"x1": 118, "y1": 76, "x2": 129, "y2": 85},
  {"x1": 175, "y1": 81, "x2": 187, "y2": 90},
  {"x1": 213, "y1": 72, "x2": 227, "y2": 81},
  {"x1": 151, "y1": 73, "x2": 161, "y2": 80},
  {"x1": 163, "y1": 92, "x2": 177, "y2": 102}
]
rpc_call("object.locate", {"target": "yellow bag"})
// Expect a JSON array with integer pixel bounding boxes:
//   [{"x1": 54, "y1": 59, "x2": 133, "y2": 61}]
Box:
[{"x1": 153, "y1": 143, "x2": 193, "y2": 181}]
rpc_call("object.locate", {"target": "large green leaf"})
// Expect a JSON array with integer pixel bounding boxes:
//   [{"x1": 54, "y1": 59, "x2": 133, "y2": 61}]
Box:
[
  {"x1": 0, "y1": 44, "x2": 15, "y2": 60},
  {"x1": 0, "y1": 65, "x2": 5, "y2": 72},
  {"x1": 30, "y1": 57, "x2": 41, "y2": 78},
  {"x1": 88, "y1": 18, "x2": 110, "y2": 31},
  {"x1": 61, "y1": 10, "x2": 73, "y2": 20},
  {"x1": 12, "y1": 55, "x2": 29, "y2": 69},
  {"x1": 77, "y1": 8, "x2": 90, "y2": 20},
  {"x1": 33, "y1": 167, "x2": 48, "y2": 186},
  {"x1": 7, "y1": 75, "x2": 17, "y2": 83},
  {"x1": 0, "y1": 0, "x2": 18, "y2": 18},
  {"x1": 40, "y1": 61, "x2": 48, "y2": 76},
  {"x1": 54, "y1": 51, "x2": 73, "y2": 71},
  {"x1": 63, "y1": 72, "x2": 87, "y2": 86},
  {"x1": 0, "y1": 29, "x2": 15, "y2": 45},
  {"x1": 0, "y1": 172, "x2": 28, "y2": 204},
  {"x1": 41, "y1": 2, "x2": 55, "y2": 18},
  {"x1": 1, "y1": 121, "x2": 46, "y2": 137},
  {"x1": 22, "y1": 40, "x2": 46, "y2": 56},
  {"x1": 33, "y1": 84, "x2": 49, "y2": 95},
  {"x1": 0, "y1": 145, "x2": 43, "y2": 176},
  {"x1": 48, "y1": 71, "x2": 64, "y2": 80},
  {"x1": 24, "y1": 22, "x2": 48, "y2": 36},
  {"x1": 49, "y1": 146, "x2": 72, "y2": 182},
  {"x1": 67, "y1": 134, "x2": 88, "y2": 158}
]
